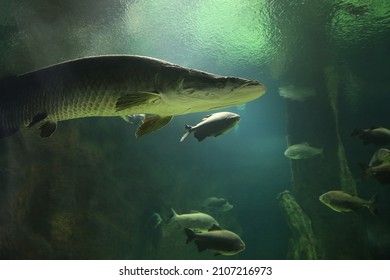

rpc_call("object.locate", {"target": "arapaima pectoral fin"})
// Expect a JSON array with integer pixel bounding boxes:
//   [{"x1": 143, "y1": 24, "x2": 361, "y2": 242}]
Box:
[{"x1": 135, "y1": 115, "x2": 173, "y2": 138}]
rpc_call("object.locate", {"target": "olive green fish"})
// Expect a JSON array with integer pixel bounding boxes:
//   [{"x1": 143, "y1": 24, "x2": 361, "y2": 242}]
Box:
[
  {"x1": 284, "y1": 142, "x2": 323, "y2": 159},
  {"x1": 319, "y1": 190, "x2": 377, "y2": 215},
  {"x1": 184, "y1": 225, "x2": 245, "y2": 256},
  {"x1": 0, "y1": 55, "x2": 266, "y2": 139}
]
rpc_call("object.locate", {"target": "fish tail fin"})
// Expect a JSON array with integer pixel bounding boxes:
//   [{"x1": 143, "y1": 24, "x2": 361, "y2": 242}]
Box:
[
  {"x1": 368, "y1": 194, "x2": 378, "y2": 216},
  {"x1": 180, "y1": 125, "x2": 192, "y2": 142},
  {"x1": 167, "y1": 208, "x2": 178, "y2": 224},
  {"x1": 184, "y1": 228, "x2": 196, "y2": 244}
]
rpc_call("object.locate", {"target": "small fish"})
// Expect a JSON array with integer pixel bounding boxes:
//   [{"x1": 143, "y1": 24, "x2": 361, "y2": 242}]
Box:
[
  {"x1": 180, "y1": 112, "x2": 240, "y2": 142},
  {"x1": 351, "y1": 126, "x2": 390, "y2": 146},
  {"x1": 319, "y1": 190, "x2": 377, "y2": 215},
  {"x1": 148, "y1": 212, "x2": 163, "y2": 229},
  {"x1": 201, "y1": 197, "x2": 233, "y2": 212},
  {"x1": 167, "y1": 208, "x2": 219, "y2": 231},
  {"x1": 278, "y1": 85, "x2": 316, "y2": 101},
  {"x1": 284, "y1": 142, "x2": 323, "y2": 159},
  {"x1": 184, "y1": 225, "x2": 245, "y2": 256}
]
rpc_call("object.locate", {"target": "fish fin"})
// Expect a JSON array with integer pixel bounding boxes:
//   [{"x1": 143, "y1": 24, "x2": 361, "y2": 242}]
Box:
[
  {"x1": 368, "y1": 194, "x2": 378, "y2": 216},
  {"x1": 39, "y1": 121, "x2": 57, "y2": 138},
  {"x1": 120, "y1": 115, "x2": 131, "y2": 123},
  {"x1": 115, "y1": 92, "x2": 160, "y2": 112},
  {"x1": 301, "y1": 142, "x2": 310, "y2": 146},
  {"x1": 368, "y1": 206, "x2": 378, "y2": 216},
  {"x1": 28, "y1": 112, "x2": 48, "y2": 128},
  {"x1": 135, "y1": 115, "x2": 173, "y2": 138},
  {"x1": 180, "y1": 125, "x2": 193, "y2": 142},
  {"x1": 184, "y1": 228, "x2": 196, "y2": 244},
  {"x1": 194, "y1": 240, "x2": 207, "y2": 252},
  {"x1": 324, "y1": 203, "x2": 345, "y2": 213},
  {"x1": 170, "y1": 208, "x2": 178, "y2": 216},
  {"x1": 208, "y1": 224, "x2": 222, "y2": 231},
  {"x1": 194, "y1": 132, "x2": 207, "y2": 142},
  {"x1": 180, "y1": 131, "x2": 191, "y2": 142},
  {"x1": 167, "y1": 208, "x2": 178, "y2": 225},
  {"x1": 202, "y1": 115, "x2": 212, "y2": 121}
]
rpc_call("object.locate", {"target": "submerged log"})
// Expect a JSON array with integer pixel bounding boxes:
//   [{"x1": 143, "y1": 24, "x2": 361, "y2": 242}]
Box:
[{"x1": 277, "y1": 190, "x2": 317, "y2": 259}]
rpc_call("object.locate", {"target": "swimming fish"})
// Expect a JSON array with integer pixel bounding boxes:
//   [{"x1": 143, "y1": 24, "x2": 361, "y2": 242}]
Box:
[
  {"x1": 319, "y1": 190, "x2": 377, "y2": 215},
  {"x1": 284, "y1": 142, "x2": 323, "y2": 159},
  {"x1": 0, "y1": 55, "x2": 266, "y2": 139},
  {"x1": 359, "y1": 162, "x2": 390, "y2": 185},
  {"x1": 167, "y1": 208, "x2": 219, "y2": 231},
  {"x1": 369, "y1": 148, "x2": 390, "y2": 167},
  {"x1": 201, "y1": 197, "x2": 233, "y2": 212},
  {"x1": 278, "y1": 85, "x2": 316, "y2": 101},
  {"x1": 351, "y1": 126, "x2": 390, "y2": 146},
  {"x1": 180, "y1": 112, "x2": 240, "y2": 142},
  {"x1": 184, "y1": 225, "x2": 245, "y2": 256}
]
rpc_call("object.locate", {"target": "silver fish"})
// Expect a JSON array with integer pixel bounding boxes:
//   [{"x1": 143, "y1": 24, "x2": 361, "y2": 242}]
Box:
[
  {"x1": 180, "y1": 111, "x2": 240, "y2": 142},
  {"x1": 319, "y1": 190, "x2": 377, "y2": 215},
  {"x1": 184, "y1": 225, "x2": 245, "y2": 256},
  {"x1": 284, "y1": 142, "x2": 323, "y2": 159},
  {"x1": 167, "y1": 208, "x2": 219, "y2": 231},
  {"x1": 0, "y1": 55, "x2": 266, "y2": 139}
]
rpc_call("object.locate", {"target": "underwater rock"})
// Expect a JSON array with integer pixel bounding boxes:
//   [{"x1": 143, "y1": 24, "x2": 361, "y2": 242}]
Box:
[{"x1": 277, "y1": 190, "x2": 317, "y2": 260}]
